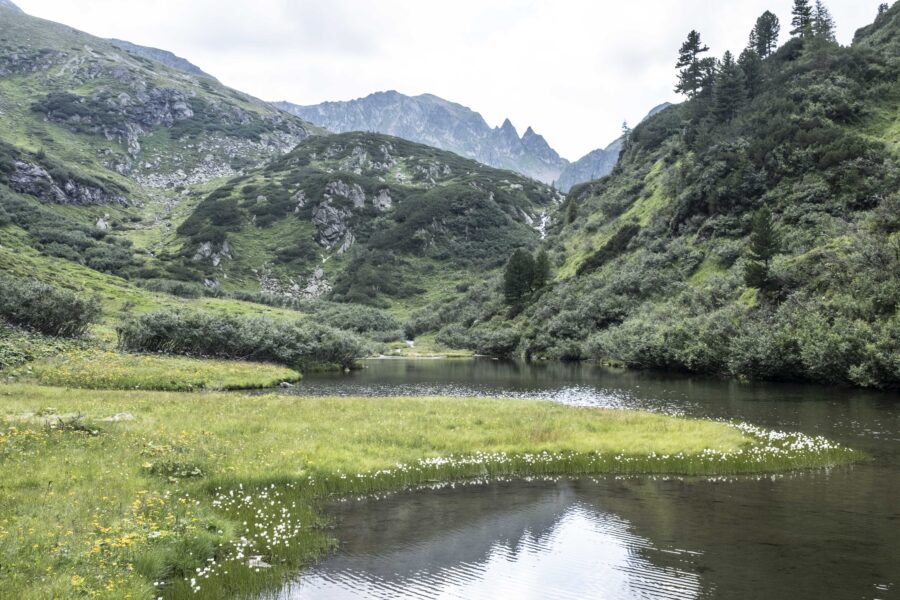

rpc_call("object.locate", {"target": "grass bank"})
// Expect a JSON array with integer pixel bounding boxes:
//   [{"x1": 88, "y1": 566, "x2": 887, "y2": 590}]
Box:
[
  {"x1": 10, "y1": 351, "x2": 301, "y2": 391},
  {"x1": 0, "y1": 384, "x2": 857, "y2": 599}
]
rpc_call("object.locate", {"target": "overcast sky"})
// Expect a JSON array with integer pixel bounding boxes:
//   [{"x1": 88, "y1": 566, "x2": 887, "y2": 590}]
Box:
[{"x1": 13, "y1": 0, "x2": 888, "y2": 160}]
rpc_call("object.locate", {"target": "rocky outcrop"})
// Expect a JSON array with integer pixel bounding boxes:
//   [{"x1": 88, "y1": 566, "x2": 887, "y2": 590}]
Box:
[
  {"x1": 9, "y1": 160, "x2": 128, "y2": 206},
  {"x1": 325, "y1": 180, "x2": 366, "y2": 208},
  {"x1": 257, "y1": 265, "x2": 332, "y2": 299},
  {"x1": 374, "y1": 189, "x2": 393, "y2": 211},
  {"x1": 192, "y1": 240, "x2": 231, "y2": 266},
  {"x1": 312, "y1": 202, "x2": 352, "y2": 248}
]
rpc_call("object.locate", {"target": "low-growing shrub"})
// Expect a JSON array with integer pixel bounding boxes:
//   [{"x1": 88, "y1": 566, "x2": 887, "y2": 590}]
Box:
[
  {"x1": 117, "y1": 311, "x2": 372, "y2": 369},
  {"x1": 0, "y1": 274, "x2": 100, "y2": 337}
]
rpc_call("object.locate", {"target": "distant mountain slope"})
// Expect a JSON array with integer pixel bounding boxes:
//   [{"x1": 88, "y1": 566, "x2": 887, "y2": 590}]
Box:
[
  {"x1": 107, "y1": 39, "x2": 216, "y2": 81},
  {"x1": 0, "y1": 1, "x2": 315, "y2": 191},
  {"x1": 275, "y1": 91, "x2": 568, "y2": 184},
  {"x1": 0, "y1": 1, "x2": 320, "y2": 287},
  {"x1": 555, "y1": 103, "x2": 672, "y2": 192},
  {"x1": 173, "y1": 132, "x2": 559, "y2": 307},
  {"x1": 0, "y1": 0, "x2": 21, "y2": 12}
]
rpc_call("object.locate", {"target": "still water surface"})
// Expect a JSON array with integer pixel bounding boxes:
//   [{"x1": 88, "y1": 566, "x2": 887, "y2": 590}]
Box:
[{"x1": 270, "y1": 359, "x2": 899, "y2": 600}]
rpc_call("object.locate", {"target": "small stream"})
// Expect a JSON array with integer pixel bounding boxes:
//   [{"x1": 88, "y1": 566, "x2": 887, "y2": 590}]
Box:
[{"x1": 267, "y1": 359, "x2": 899, "y2": 600}]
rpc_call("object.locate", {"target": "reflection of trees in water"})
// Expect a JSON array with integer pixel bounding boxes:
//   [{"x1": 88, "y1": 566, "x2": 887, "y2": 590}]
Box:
[{"x1": 574, "y1": 472, "x2": 900, "y2": 600}]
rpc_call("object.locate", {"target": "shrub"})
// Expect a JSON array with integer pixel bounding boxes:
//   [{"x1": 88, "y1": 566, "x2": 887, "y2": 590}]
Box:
[
  {"x1": 0, "y1": 274, "x2": 100, "y2": 337},
  {"x1": 117, "y1": 311, "x2": 372, "y2": 369}
]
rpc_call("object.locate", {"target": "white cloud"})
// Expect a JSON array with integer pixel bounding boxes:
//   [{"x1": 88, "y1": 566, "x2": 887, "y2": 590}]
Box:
[{"x1": 14, "y1": 0, "x2": 888, "y2": 160}]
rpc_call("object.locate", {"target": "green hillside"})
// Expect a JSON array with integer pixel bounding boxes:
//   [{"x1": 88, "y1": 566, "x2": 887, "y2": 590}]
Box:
[
  {"x1": 172, "y1": 132, "x2": 557, "y2": 310},
  {"x1": 422, "y1": 3, "x2": 900, "y2": 388}
]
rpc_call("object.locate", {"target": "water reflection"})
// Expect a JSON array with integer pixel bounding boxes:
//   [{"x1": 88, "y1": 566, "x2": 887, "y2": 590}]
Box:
[
  {"x1": 269, "y1": 359, "x2": 899, "y2": 600},
  {"x1": 274, "y1": 481, "x2": 702, "y2": 600}
]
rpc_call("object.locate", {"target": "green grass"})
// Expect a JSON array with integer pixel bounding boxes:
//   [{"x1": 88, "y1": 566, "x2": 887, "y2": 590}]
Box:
[
  {"x1": 0, "y1": 383, "x2": 858, "y2": 599},
  {"x1": 11, "y1": 351, "x2": 300, "y2": 391}
]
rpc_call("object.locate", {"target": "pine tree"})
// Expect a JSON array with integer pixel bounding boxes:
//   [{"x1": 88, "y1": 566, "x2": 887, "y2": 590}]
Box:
[
  {"x1": 712, "y1": 51, "x2": 746, "y2": 122},
  {"x1": 504, "y1": 249, "x2": 536, "y2": 306},
  {"x1": 791, "y1": 0, "x2": 814, "y2": 37},
  {"x1": 739, "y1": 48, "x2": 764, "y2": 98},
  {"x1": 532, "y1": 250, "x2": 551, "y2": 289},
  {"x1": 878, "y1": 3, "x2": 889, "y2": 18},
  {"x1": 812, "y1": 0, "x2": 836, "y2": 43},
  {"x1": 675, "y1": 30, "x2": 711, "y2": 98},
  {"x1": 749, "y1": 11, "x2": 780, "y2": 58},
  {"x1": 744, "y1": 206, "x2": 779, "y2": 289}
]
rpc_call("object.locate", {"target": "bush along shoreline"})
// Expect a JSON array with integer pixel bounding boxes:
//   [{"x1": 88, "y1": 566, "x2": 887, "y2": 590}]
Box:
[{"x1": 116, "y1": 310, "x2": 373, "y2": 371}]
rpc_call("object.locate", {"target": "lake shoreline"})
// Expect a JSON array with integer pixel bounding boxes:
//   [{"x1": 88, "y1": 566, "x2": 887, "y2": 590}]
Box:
[{"x1": 0, "y1": 382, "x2": 859, "y2": 599}]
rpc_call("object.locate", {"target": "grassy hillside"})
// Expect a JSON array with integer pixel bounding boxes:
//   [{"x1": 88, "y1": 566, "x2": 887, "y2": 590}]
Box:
[
  {"x1": 422, "y1": 4, "x2": 900, "y2": 388},
  {"x1": 172, "y1": 132, "x2": 558, "y2": 311}
]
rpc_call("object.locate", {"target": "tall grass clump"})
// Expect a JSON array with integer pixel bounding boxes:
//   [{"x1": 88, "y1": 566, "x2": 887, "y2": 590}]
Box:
[
  {"x1": 0, "y1": 273, "x2": 100, "y2": 337},
  {"x1": 117, "y1": 310, "x2": 372, "y2": 369}
]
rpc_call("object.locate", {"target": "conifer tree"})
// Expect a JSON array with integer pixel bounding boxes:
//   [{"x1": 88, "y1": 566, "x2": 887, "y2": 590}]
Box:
[
  {"x1": 739, "y1": 48, "x2": 764, "y2": 98},
  {"x1": 675, "y1": 30, "x2": 711, "y2": 98},
  {"x1": 504, "y1": 249, "x2": 536, "y2": 306},
  {"x1": 713, "y1": 51, "x2": 746, "y2": 122},
  {"x1": 744, "y1": 206, "x2": 779, "y2": 289},
  {"x1": 812, "y1": 0, "x2": 836, "y2": 42},
  {"x1": 791, "y1": 0, "x2": 814, "y2": 37},
  {"x1": 532, "y1": 250, "x2": 551, "y2": 289},
  {"x1": 749, "y1": 11, "x2": 780, "y2": 57},
  {"x1": 878, "y1": 3, "x2": 889, "y2": 18}
]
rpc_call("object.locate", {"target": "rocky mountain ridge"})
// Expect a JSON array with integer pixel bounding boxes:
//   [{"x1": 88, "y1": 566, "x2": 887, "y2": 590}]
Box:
[{"x1": 276, "y1": 91, "x2": 569, "y2": 184}]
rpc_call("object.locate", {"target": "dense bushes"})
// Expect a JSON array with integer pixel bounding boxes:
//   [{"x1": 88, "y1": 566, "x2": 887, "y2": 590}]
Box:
[
  {"x1": 0, "y1": 274, "x2": 100, "y2": 337},
  {"x1": 117, "y1": 311, "x2": 372, "y2": 369},
  {"x1": 435, "y1": 325, "x2": 521, "y2": 358}
]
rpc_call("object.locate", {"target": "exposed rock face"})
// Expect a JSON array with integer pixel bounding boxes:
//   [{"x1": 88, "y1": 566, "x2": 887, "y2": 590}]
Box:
[
  {"x1": 555, "y1": 139, "x2": 623, "y2": 193},
  {"x1": 374, "y1": 188, "x2": 393, "y2": 211},
  {"x1": 258, "y1": 265, "x2": 331, "y2": 299},
  {"x1": 276, "y1": 91, "x2": 569, "y2": 184},
  {"x1": 312, "y1": 202, "x2": 352, "y2": 248},
  {"x1": 325, "y1": 180, "x2": 366, "y2": 208},
  {"x1": 192, "y1": 240, "x2": 231, "y2": 266},
  {"x1": 10, "y1": 161, "x2": 128, "y2": 206}
]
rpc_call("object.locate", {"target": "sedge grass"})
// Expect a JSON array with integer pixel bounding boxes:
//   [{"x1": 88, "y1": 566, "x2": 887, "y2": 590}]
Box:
[
  {"x1": 0, "y1": 383, "x2": 859, "y2": 599},
  {"x1": 10, "y1": 351, "x2": 301, "y2": 391}
]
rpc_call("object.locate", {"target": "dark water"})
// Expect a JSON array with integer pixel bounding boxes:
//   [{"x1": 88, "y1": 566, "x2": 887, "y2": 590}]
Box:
[{"x1": 272, "y1": 359, "x2": 900, "y2": 600}]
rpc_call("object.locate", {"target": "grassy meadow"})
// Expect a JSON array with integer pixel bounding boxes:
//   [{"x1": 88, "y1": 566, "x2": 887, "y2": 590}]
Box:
[
  {"x1": 11, "y1": 351, "x2": 301, "y2": 391},
  {"x1": 0, "y1": 382, "x2": 858, "y2": 599}
]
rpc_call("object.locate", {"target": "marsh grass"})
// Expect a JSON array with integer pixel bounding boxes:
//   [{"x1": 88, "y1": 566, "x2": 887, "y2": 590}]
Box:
[
  {"x1": 0, "y1": 384, "x2": 859, "y2": 599},
  {"x1": 10, "y1": 351, "x2": 301, "y2": 391}
]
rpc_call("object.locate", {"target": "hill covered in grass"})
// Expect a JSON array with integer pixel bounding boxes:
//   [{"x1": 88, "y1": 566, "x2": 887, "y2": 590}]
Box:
[
  {"x1": 172, "y1": 132, "x2": 558, "y2": 309},
  {"x1": 413, "y1": 3, "x2": 900, "y2": 388}
]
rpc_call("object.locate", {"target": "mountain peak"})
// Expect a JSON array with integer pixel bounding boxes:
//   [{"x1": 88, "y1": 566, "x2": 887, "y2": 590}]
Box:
[
  {"x1": 276, "y1": 93, "x2": 568, "y2": 183},
  {"x1": 0, "y1": 0, "x2": 22, "y2": 12},
  {"x1": 499, "y1": 118, "x2": 519, "y2": 137}
]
